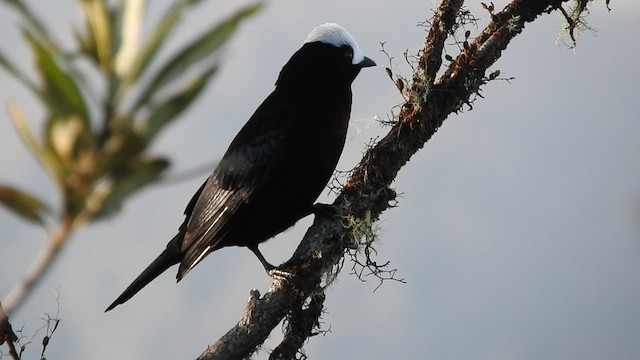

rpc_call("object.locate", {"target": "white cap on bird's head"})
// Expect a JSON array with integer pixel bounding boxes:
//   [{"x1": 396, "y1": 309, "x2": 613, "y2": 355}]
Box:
[{"x1": 304, "y1": 23, "x2": 367, "y2": 65}]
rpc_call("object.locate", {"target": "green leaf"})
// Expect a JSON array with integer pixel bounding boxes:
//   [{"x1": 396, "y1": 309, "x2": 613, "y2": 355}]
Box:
[
  {"x1": 139, "y1": 65, "x2": 217, "y2": 143},
  {"x1": 92, "y1": 157, "x2": 170, "y2": 219},
  {"x1": 108, "y1": 2, "x2": 125, "y2": 74},
  {"x1": 24, "y1": 30, "x2": 94, "y2": 161},
  {"x1": 79, "y1": 0, "x2": 112, "y2": 70},
  {"x1": 0, "y1": 185, "x2": 50, "y2": 225},
  {"x1": 6, "y1": 102, "x2": 64, "y2": 184},
  {"x1": 123, "y1": 0, "x2": 202, "y2": 86},
  {"x1": 47, "y1": 115, "x2": 87, "y2": 161},
  {"x1": 108, "y1": 0, "x2": 136, "y2": 105},
  {"x1": 24, "y1": 31, "x2": 90, "y2": 121},
  {"x1": 133, "y1": 2, "x2": 261, "y2": 110},
  {"x1": 1, "y1": 0, "x2": 62, "y2": 55},
  {"x1": 0, "y1": 50, "x2": 39, "y2": 95}
]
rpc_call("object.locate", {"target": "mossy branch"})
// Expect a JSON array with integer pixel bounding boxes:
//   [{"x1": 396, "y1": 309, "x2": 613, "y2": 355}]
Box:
[{"x1": 197, "y1": 0, "x2": 602, "y2": 359}]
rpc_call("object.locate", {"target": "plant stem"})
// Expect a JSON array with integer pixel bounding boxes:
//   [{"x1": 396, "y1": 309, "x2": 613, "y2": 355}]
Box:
[{"x1": 1, "y1": 217, "x2": 73, "y2": 316}]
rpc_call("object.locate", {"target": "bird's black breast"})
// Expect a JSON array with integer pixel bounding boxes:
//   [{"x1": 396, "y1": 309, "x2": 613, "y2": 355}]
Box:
[{"x1": 180, "y1": 82, "x2": 352, "y2": 262}]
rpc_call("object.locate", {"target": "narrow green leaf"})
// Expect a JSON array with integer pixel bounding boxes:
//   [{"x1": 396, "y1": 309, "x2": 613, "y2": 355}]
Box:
[
  {"x1": 113, "y1": 0, "x2": 143, "y2": 78},
  {"x1": 24, "y1": 31, "x2": 90, "y2": 121},
  {"x1": 0, "y1": 185, "x2": 50, "y2": 225},
  {"x1": 6, "y1": 102, "x2": 42, "y2": 157},
  {"x1": 93, "y1": 157, "x2": 170, "y2": 219},
  {"x1": 25, "y1": 30, "x2": 95, "y2": 161},
  {"x1": 108, "y1": 2, "x2": 125, "y2": 74},
  {"x1": 73, "y1": 24, "x2": 97, "y2": 60},
  {"x1": 47, "y1": 115, "x2": 87, "y2": 161},
  {"x1": 139, "y1": 65, "x2": 217, "y2": 143},
  {"x1": 106, "y1": 2, "x2": 126, "y2": 123},
  {"x1": 6, "y1": 102, "x2": 64, "y2": 183},
  {"x1": 1, "y1": 0, "x2": 62, "y2": 54},
  {"x1": 0, "y1": 50, "x2": 39, "y2": 95},
  {"x1": 133, "y1": 2, "x2": 261, "y2": 110},
  {"x1": 79, "y1": 0, "x2": 112, "y2": 70},
  {"x1": 124, "y1": 0, "x2": 200, "y2": 86}
]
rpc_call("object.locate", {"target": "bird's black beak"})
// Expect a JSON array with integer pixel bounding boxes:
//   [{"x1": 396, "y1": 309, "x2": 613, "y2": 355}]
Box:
[{"x1": 358, "y1": 56, "x2": 376, "y2": 68}]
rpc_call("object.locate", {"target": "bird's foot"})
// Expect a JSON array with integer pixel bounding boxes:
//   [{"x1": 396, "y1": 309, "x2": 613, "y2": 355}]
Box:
[
  {"x1": 268, "y1": 268, "x2": 295, "y2": 282},
  {"x1": 249, "y1": 245, "x2": 279, "y2": 273},
  {"x1": 248, "y1": 245, "x2": 295, "y2": 282},
  {"x1": 312, "y1": 203, "x2": 338, "y2": 219}
]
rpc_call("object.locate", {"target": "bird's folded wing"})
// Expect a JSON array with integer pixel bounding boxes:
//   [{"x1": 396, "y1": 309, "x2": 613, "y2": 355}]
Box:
[{"x1": 179, "y1": 127, "x2": 288, "y2": 272}]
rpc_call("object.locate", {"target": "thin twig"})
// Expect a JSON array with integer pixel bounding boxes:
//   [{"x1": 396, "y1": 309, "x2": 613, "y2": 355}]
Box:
[{"x1": 1, "y1": 217, "x2": 73, "y2": 317}]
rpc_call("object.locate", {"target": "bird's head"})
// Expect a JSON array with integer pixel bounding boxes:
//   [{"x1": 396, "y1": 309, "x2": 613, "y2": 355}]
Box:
[{"x1": 276, "y1": 23, "x2": 376, "y2": 87}]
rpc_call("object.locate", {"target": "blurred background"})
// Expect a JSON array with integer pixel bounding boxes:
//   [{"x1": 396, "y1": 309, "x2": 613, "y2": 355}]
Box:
[{"x1": 1, "y1": 1, "x2": 639, "y2": 359}]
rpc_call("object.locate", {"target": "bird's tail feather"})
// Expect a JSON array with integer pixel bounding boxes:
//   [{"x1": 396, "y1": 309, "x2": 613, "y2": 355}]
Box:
[{"x1": 105, "y1": 235, "x2": 182, "y2": 312}]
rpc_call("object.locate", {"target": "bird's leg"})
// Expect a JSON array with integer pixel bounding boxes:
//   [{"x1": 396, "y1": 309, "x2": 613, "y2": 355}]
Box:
[
  {"x1": 248, "y1": 245, "x2": 276, "y2": 272},
  {"x1": 248, "y1": 245, "x2": 294, "y2": 281},
  {"x1": 312, "y1": 203, "x2": 338, "y2": 219}
]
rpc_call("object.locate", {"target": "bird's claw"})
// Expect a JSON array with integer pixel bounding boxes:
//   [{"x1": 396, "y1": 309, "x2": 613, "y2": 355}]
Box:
[{"x1": 268, "y1": 268, "x2": 295, "y2": 282}]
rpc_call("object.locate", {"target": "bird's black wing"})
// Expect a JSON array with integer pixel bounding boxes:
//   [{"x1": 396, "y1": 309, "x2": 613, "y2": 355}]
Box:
[
  {"x1": 177, "y1": 93, "x2": 292, "y2": 279},
  {"x1": 105, "y1": 98, "x2": 290, "y2": 311}
]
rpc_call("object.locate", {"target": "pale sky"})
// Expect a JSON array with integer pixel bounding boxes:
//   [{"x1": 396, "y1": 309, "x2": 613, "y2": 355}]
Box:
[{"x1": 1, "y1": 1, "x2": 639, "y2": 359}]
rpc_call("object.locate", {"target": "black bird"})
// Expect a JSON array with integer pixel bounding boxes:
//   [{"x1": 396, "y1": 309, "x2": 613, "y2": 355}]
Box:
[{"x1": 106, "y1": 23, "x2": 375, "y2": 311}]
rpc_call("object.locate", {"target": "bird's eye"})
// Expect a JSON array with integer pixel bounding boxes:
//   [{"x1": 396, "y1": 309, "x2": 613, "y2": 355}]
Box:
[{"x1": 343, "y1": 47, "x2": 353, "y2": 62}]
